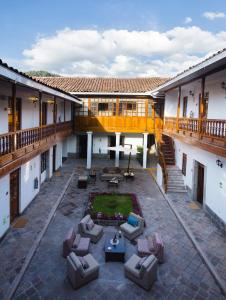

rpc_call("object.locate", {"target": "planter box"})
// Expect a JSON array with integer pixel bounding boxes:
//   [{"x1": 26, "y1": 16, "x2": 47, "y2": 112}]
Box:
[
  {"x1": 0, "y1": 153, "x2": 13, "y2": 167},
  {"x1": 13, "y1": 148, "x2": 25, "y2": 159}
]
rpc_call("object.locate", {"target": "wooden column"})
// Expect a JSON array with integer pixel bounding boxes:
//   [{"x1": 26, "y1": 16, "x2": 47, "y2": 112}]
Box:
[
  {"x1": 145, "y1": 98, "x2": 149, "y2": 131},
  {"x1": 116, "y1": 97, "x2": 119, "y2": 116},
  {"x1": 199, "y1": 77, "x2": 205, "y2": 138},
  {"x1": 39, "y1": 91, "x2": 42, "y2": 140},
  {"x1": 53, "y1": 96, "x2": 57, "y2": 134},
  {"x1": 12, "y1": 83, "x2": 17, "y2": 151},
  {"x1": 88, "y1": 98, "x2": 91, "y2": 116},
  {"x1": 64, "y1": 100, "x2": 66, "y2": 122},
  {"x1": 176, "y1": 86, "x2": 181, "y2": 132}
]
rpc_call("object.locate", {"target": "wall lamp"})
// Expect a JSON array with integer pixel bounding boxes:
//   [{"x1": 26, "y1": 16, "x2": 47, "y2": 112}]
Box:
[
  {"x1": 216, "y1": 159, "x2": 223, "y2": 168},
  {"x1": 28, "y1": 96, "x2": 38, "y2": 104},
  {"x1": 189, "y1": 90, "x2": 194, "y2": 97}
]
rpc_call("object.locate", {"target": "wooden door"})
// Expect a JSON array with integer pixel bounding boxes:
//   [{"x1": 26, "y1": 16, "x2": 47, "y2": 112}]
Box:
[
  {"x1": 182, "y1": 153, "x2": 187, "y2": 176},
  {"x1": 78, "y1": 135, "x2": 87, "y2": 158},
  {"x1": 197, "y1": 163, "x2": 204, "y2": 204},
  {"x1": 182, "y1": 97, "x2": 188, "y2": 118},
  {"x1": 10, "y1": 169, "x2": 20, "y2": 223},
  {"x1": 42, "y1": 102, "x2": 48, "y2": 125},
  {"x1": 109, "y1": 136, "x2": 116, "y2": 159},
  {"x1": 53, "y1": 145, "x2": 56, "y2": 173},
  {"x1": 8, "y1": 97, "x2": 21, "y2": 131}
]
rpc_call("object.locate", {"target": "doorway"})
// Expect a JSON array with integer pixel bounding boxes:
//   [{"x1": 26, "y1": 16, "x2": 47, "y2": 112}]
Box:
[
  {"x1": 194, "y1": 161, "x2": 205, "y2": 205},
  {"x1": 53, "y1": 145, "x2": 57, "y2": 173},
  {"x1": 109, "y1": 136, "x2": 116, "y2": 159},
  {"x1": 78, "y1": 135, "x2": 87, "y2": 158},
  {"x1": 10, "y1": 169, "x2": 20, "y2": 223}
]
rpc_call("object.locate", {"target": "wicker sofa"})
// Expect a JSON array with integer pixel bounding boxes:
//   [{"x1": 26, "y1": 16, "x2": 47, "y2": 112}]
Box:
[{"x1": 78, "y1": 214, "x2": 104, "y2": 243}]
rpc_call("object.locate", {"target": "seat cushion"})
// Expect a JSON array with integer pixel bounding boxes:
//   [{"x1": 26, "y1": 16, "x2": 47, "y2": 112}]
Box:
[
  {"x1": 77, "y1": 237, "x2": 90, "y2": 251},
  {"x1": 89, "y1": 224, "x2": 103, "y2": 236},
  {"x1": 80, "y1": 254, "x2": 99, "y2": 277},
  {"x1": 68, "y1": 252, "x2": 83, "y2": 273},
  {"x1": 73, "y1": 234, "x2": 81, "y2": 248},
  {"x1": 121, "y1": 222, "x2": 138, "y2": 235},
  {"x1": 128, "y1": 215, "x2": 138, "y2": 227},
  {"x1": 137, "y1": 239, "x2": 151, "y2": 255},
  {"x1": 124, "y1": 254, "x2": 141, "y2": 278},
  {"x1": 80, "y1": 215, "x2": 91, "y2": 232}
]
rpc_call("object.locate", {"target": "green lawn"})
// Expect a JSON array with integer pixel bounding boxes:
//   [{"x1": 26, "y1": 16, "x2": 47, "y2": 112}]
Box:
[{"x1": 91, "y1": 194, "x2": 133, "y2": 217}]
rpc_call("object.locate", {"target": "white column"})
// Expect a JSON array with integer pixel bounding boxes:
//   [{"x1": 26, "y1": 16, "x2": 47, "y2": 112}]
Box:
[
  {"x1": 87, "y1": 131, "x2": 92, "y2": 169},
  {"x1": 115, "y1": 132, "x2": 121, "y2": 167},
  {"x1": 143, "y1": 133, "x2": 148, "y2": 169}
]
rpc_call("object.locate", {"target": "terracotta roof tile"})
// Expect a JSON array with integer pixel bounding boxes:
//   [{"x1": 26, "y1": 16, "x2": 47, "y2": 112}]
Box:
[{"x1": 34, "y1": 77, "x2": 168, "y2": 93}]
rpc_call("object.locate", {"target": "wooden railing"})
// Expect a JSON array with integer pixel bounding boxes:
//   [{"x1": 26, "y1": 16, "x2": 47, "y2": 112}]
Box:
[
  {"x1": 0, "y1": 121, "x2": 72, "y2": 158},
  {"x1": 74, "y1": 116, "x2": 162, "y2": 133},
  {"x1": 164, "y1": 117, "x2": 226, "y2": 141},
  {"x1": 0, "y1": 132, "x2": 14, "y2": 156},
  {"x1": 16, "y1": 127, "x2": 41, "y2": 149}
]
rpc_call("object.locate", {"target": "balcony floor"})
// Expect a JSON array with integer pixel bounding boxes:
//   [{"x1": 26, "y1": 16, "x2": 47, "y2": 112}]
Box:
[{"x1": 0, "y1": 159, "x2": 224, "y2": 299}]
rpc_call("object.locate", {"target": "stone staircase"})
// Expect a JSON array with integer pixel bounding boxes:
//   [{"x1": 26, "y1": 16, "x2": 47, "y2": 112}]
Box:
[
  {"x1": 166, "y1": 166, "x2": 187, "y2": 193},
  {"x1": 161, "y1": 135, "x2": 175, "y2": 166}
]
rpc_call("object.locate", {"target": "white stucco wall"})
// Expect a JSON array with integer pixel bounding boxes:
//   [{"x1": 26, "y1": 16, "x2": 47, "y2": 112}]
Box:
[
  {"x1": 165, "y1": 69, "x2": 226, "y2": 120},
  {"x1": 164, "y1": 89, "x2": 178, "y2": 117},
  {"x1": 16, "y1": 87, "x2": 39, "y2": 129},
  {"x1": 55, "y1": 142, "x2": 63, "y2": 170},
  {"x1": 68, "y1": 135, "x2": 77, "y2": 154},
  {"x1": 20, "y1": 155, "x2": 40, "y2": 213},
  {"x1": 174, "y1": 139, "x2": 226, "y2": 223},
  {"x1": 0, "y1": 98, "x2": 8, "y2": 134},
  {"x1": 56, "y1": 98, "x2": 64, "y2": 123},
  {"x1": 93, "y1": 135, "x2": 108, "y2": 154},
  {"x1": 65, "y1": 101, "x2": 71, "y2": 121},
  {"x1": 124, "y1": 134, "x2": 143, "y2": 154},
  {"x1": 0, "y1": 175, "x2": 10, "y2": 237}
]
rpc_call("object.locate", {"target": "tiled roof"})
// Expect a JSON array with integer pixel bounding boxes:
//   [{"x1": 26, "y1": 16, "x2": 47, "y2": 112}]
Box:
[
  {"x1": 0, "y1": 59, "x2": 80, "y2": 100},
  {"x1": 34, "y1": 77, "x2": 168, "y2": 93},
  {"x1": 163, "y1": 48, "x2": 226, "y2": 85}
]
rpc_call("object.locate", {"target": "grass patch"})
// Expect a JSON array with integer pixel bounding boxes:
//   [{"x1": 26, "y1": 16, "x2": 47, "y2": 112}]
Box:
[{"x1": 91, "y1": 194, "x2": 133, "y2": 217}]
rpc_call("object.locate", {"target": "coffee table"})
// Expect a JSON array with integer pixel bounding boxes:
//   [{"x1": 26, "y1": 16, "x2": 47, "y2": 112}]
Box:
[{"x1": 104, "y1": 233, "x2": 126, "y2": 262}]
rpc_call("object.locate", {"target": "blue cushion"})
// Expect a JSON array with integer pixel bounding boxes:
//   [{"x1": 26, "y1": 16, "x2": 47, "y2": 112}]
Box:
[{"x1": 127, "y1": 215, "x2": 138, "y2": 227}]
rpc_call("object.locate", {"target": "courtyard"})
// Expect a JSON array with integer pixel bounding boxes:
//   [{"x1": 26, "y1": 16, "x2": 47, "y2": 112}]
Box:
[{"x1": 0, "y1": 158, "x2": 223, "y2": 299}]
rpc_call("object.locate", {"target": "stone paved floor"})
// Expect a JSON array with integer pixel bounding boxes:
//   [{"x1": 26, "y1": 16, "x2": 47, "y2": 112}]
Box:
[
  {"x1": 167, "y1": 191, "x2": 226, "y2": 292},
  {"x1": 12, "y1": 159, "x2": 224, "y2": 299},
  {"x1": 0, "y1": 159, "x2": 75, "y2": 300}
]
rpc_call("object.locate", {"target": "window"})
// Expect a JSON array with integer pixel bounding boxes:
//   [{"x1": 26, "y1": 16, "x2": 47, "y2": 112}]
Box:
[
  {"x1": 119, "y1": 100, "x2": 138, "y2": 116},
  {"x1": 183, "y1": 97, "x2": 188, "y2": 117},
  {"x1": 98, "y1": 103, "x2": 108, "y2": 111},
  {"x1": 182, "y1": 153, "x2": 187, "y2": 176},
  {"x1": 41, "y1": 151, "x2": 48, "y2": 173}
]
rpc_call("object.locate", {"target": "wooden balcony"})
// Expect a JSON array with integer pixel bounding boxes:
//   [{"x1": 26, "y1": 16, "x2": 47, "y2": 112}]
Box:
[
  {"x1": 0, "y1": 121, "x2": 73, "y2": 178},
  {"x1": 74, "y1": 116, "x2": 163, "y2": 134},
  {"x1": 164, "y1": 117, "x2": 226, "y2": 157}
]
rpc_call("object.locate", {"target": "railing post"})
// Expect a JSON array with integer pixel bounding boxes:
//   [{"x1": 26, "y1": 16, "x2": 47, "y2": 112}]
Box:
[
  {"x1": 12, "y1": 83, "x2": 17, "y2": 151},
  {"x1": 199, "y1": 77, "x2": 205, "y2": 139},
  {"x1": 39, "y1": 91, "x2": 42, "y2": 141},
  {"x1": 176, "y1": 86, "x2": 181, "y2": 133}
]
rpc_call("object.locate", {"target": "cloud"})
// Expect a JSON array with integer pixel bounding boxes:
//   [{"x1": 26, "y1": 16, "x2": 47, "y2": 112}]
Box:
[
  {"x1": 203, "y1": 11, "x2": 226, "y2": 20},
  {"x1": 184, "y1": 17, "x2": 192, "y2": 24},
  {"x1": 22, "y1": 26, "x2": 226, "y2": 77}
]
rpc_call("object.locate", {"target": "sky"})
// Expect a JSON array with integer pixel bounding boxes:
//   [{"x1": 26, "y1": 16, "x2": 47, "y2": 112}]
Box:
[{"x1": 1, "y1": 0, "x2": 226, "y2": 77}]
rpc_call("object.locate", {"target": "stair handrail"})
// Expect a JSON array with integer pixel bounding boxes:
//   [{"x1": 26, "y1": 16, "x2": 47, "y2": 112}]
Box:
[{"x1": 157, "y1": 142, "x2": 168, "y2": 192}]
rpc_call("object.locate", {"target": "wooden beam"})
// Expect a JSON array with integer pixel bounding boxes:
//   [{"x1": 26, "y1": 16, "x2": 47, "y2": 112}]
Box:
[
  {"x1": 39, "y1": 92, "x2": 42, "y2": 139},
  {"x1": 64, "y1": 100, "x2": 66, "y2": 122},
  {"x1": 12, "y1": 83, "x2": 17, "y2": 151},
  {"x1": 176, "y1": 86, "x2": 181, "y2": 132}
]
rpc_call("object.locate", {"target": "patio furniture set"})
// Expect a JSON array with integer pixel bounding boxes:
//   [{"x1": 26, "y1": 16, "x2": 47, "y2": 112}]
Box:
[
  {"x1": 63, "y1": 212, "x2": 164, "y2": 291},
  {"x1": 77, "y1": 168, "x2": 135, "y2": 189}
]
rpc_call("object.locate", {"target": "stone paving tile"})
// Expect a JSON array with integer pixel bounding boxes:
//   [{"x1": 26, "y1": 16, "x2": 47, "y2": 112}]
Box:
[
  {"x1": 0, "y1": 159, "x2": 75, "y2": 300},
  {"x1": 13, "y1": 160, "x2": 225, "y2": 299},
  {"x1": 167, "y1": 191, "x2": 226, "y2": 292}
]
